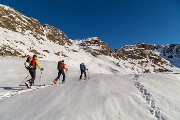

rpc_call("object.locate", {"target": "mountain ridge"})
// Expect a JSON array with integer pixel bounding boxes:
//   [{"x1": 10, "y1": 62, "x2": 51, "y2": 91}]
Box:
[{"x1": 0, "y1": 4, "x2": 179, "y2": 73}]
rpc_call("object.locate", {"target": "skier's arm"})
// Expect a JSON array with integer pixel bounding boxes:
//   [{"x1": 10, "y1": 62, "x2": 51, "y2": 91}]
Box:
[{"x1": 35, "y1": 60, "x2": 41, "y2": 70}]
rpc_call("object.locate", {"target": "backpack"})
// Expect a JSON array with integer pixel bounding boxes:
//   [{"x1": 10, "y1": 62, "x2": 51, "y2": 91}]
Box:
[
  {"x1": 24, "y1": 62, "x2": 30, "y2": 70},
  {"x1": 58, "y1": 61, "x2": 63, "y2": 70},
  {"x1": 24, "y1": 56, "x2": 32, "y2": 70}
]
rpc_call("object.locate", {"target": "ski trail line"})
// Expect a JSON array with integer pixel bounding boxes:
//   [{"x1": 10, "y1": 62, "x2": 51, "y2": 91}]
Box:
[
  {"x1": 0, "y1": 80, "x2": 80, "y2": 101},
  {"x1": 132, "y1": 74, "x2": 167, "y2": 120},
  {"x1": 0, "y1": 84, "x2": 52, "y2": 100}
]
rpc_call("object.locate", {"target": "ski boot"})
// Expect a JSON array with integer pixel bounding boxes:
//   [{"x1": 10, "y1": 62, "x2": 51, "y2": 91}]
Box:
[
  {"x1": 62, "y1": 80, "x2": 65, "y2": 84},
  {"x1": 25, "y1": 81, "x2": 31, "y2": 88},
  {"x1": 53, "y1": 79, "x2": 57, "y2": 85}
]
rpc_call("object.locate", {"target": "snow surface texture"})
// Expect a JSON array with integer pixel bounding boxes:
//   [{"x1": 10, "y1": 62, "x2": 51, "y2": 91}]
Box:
[
  {"x1": 133, "y1": 75, "x2": 167, "y2": 120},
  {"x1": 0, "y1": 57, "x2": 180, "y2": 120}
]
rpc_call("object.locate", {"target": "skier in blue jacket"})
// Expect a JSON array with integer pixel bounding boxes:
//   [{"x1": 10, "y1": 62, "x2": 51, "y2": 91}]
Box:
[{"x1": 79, "y1": 63, "x2": 87, "y2": 80}]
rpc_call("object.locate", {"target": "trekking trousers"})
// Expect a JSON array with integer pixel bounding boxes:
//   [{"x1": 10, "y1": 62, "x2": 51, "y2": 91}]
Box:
[
  {"x1": 80, "y1": 70, "x2": 86, "y2": 79},
  {"x1": 56, "y1": 69, "x2": 65, "y2": 81},
  {"x1": 28, "y1": 68, "x2": 36, "y2": 85}
]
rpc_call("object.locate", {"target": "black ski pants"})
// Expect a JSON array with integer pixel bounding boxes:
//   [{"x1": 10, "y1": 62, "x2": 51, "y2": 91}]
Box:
[
  {"x1": 80, "y1": 70, "x2": 86, "y2": 79},
  {"x1": 28, "y1": 68, "x2": 36, "y2": 85},
  {"x1": 56, "y1": 69, "x2": 65, "y2": 81}
]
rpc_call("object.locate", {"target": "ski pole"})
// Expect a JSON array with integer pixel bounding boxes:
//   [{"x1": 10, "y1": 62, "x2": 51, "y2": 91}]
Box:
[
  {"x1": 37, "y1": 70, "x2": 43, "y2": 85},
  {"x1": 87, "y1": 69, "x2": 90, "y2": 79},
  {"x1": 40, "y1": 71, "x2": 42, "y2": 78},
  {"x1": 39, "y1": 70, "x2": 43, "y2": 82},
  {"x1": 19, "y1": 74, "x2": 29, "y2": 86},
  {"x1": 66, "y1": 68, "x2": 68, "y2": 75}
]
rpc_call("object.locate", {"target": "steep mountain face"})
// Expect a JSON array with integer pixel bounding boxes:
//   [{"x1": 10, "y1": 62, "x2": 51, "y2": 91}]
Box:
[
  {"x1": 0, "y1": 5, "x2": 69, "y2": 44},
  {"x1": 158, "y1": 44, "x2": 180, "y2": 68},
  {"x1": 115, "y1": 43, "x2": 174, "y2": 73}
]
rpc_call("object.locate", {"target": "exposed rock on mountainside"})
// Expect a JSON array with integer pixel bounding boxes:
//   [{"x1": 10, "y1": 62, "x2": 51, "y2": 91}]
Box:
[
  {"x1": 43, "y1": 24, "x2": 70, "y2": 45},
  {"x1": 0, "y1": 5, "x2": 70, "y2": 44},
  {"x1": 77, "y1": 37, "x2": 114, "y2": 57},
  {"x1": 115, "y1": 43, "x2": 173, "y2": 73}
]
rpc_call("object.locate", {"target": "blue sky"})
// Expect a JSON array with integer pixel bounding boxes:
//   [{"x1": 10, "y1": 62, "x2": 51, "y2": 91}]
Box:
[{"x1": 0, "y1": 0, "x2": 180, "y2": 48}]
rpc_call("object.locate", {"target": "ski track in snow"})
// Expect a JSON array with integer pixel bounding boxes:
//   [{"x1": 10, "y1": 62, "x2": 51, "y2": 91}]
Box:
[
  {"x1": 0, "y1": 84, "x2": 53, "y2": 100},
  {"x1": 132, "y1": 74, "x2": 167, "y2": 120},
  {"x1": 0, "y1": 80, "x2": 84, "y2": 101}
]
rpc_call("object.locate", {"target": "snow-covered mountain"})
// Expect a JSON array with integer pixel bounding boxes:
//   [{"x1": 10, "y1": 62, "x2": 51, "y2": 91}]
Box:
[
  {"x1": 0, "y1": 4, "x2": 69, "y2": 44},
  {"x1": 157, "y1": 44, "x2": 180, "y2": 68},
  {"x1": 115, "y1": 43, "x2": 176, "y2": 73},
  {"x1": 0, "y1": 4, "x2": 179, "y2": 74}
]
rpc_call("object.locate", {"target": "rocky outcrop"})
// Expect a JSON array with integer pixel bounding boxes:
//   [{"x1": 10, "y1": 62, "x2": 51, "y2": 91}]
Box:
[
  {"x1": 115, "y1": 43, "x2": 173, "y2": 73},
  {"x1": 78, "y1": 37, "x2": 114, "y2": 57},
  {"x1": 0, "y1": 5, "x2": 70, "y2": 44}
]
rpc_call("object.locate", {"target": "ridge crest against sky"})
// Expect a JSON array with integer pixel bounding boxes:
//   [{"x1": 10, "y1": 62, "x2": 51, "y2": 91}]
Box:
[{"x1": 0, "y1": 0, "x2": 180, "y2": 48}]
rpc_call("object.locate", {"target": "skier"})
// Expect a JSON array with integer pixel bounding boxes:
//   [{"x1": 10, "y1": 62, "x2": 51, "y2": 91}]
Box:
[
  {"x1": 25, "y1": 55, "x2": 43, "y2": 88},
  {"x1": 79, "y1": 63, "x2": 88, "y2": 80},
  {"x1": 53, "y1": 60, "x2": 66, "y2": 84}
]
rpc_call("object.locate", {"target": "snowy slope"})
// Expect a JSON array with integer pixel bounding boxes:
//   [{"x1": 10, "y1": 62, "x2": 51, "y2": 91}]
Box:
[
  {"x1": 1, "y1": 27, "x2": 178, "y2": 74},
  {"x1": 157, "y1": 44, "x2": 180, "y2": 68},
  {"x1": 137, "y1": 73, "x2": 180, "y2": 119},
  {"x1": 2, "y1": 26, "x2": 151, "y2": 74},
  {"x1": 0, "y1": 57, "x2": 180, "y2": 120}
]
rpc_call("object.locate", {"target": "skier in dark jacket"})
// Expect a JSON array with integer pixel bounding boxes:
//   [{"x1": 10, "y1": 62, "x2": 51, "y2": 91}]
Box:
[
  {"x1": 25, "y1": 55, "x2": 43, "y2": 88},
  {"x1": 53, "y1": 60, "x2": 66, "y2": 84},
  {"x1": 79, "y1": 63, "x2": 88, "y2": 80}
]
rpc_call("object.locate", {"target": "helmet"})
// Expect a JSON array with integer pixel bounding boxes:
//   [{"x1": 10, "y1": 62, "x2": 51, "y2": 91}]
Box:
[{"x1": 62, "y1": 60, "x2": 64, "y2": 62}]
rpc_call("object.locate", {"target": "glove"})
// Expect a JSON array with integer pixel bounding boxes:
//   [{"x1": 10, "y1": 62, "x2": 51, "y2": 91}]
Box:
[
  {"x1": 40, "y1": 68, "x2": 44, "y2": 71},
  {"x1": 86, "y1": 69, "x2": 88, "y2": 70}
]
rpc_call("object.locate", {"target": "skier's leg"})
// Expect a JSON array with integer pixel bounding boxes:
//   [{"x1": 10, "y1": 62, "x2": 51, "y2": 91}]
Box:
[
  {"x1": 54, "y1": 70, "x2": 60, "y2": 84},
  {"x1": 30, "y1": 69, "x2": 36, "y2": 85},
  {"x1": 26, "y1": 69, "x2": 34, "y2": 87},
  {"x1": 62, "y1": 70, "x2": 65, "y2": 83},
  {"x1": 27, "y1": 69, "x2": 33, "y2": 81},
  {"x1": 84, "y1": 70, "x2": 87, "y2": 78},
  {"x1": 25, "y1": 69, "x2": 36, "y2": 88},
  {"x1": 79, "y1": 70, "x2": 83, "y2": 79},
  {"x1": 55, "y1": 70, "x2": 61, "y2": 80}
]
